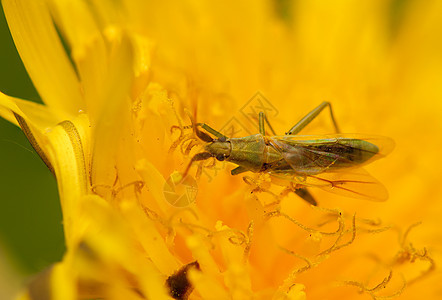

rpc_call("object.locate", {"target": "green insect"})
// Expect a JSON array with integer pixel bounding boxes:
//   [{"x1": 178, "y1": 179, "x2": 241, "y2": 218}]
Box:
[{"x1": 184, "y1": 102, "x2": 394, "y2": 205}]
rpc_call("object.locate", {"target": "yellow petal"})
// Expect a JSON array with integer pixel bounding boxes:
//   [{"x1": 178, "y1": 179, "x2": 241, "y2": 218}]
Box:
[
  {"x1": 50, "y1": 262, "x2": 76, "y2": 300},
  {"x1": 0, "y1": 92, "x2": 64, "y2": 128},
  {"x1": 135, "y1": 159, "x2": 172, "y2": 215},
  {"x1": 0, "y1": 92, "x2": 60, "y2": 173},
  {"x1": 123, "y1": 202, "x2": 179, "y2": 275},
  {"x1": 3, "y1": 0, "x2": 84, "y2": 116},
  {"x1": 44, "y1": 114, "x2": 90, "y2": 246},
  {"x1": 215, "y1": 222, "x2": 253, "y2": 298},
  {"x1": 188, "y1": 267, "x2": 230, "y2": 299},
  {"x1": 0, "y1": 93, "x2": 91, "y2": 243},
  {"x1": 75, "y1": 31, "x2": 135, "y2": 188},
  {"x1": 46, "y1": 0, "x2": 99, "y2": 56}
]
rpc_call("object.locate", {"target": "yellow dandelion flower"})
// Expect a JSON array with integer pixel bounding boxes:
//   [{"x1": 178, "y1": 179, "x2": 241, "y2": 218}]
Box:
[{"x1": 1, "y1": 0, "x2": 442, "y2": 299}]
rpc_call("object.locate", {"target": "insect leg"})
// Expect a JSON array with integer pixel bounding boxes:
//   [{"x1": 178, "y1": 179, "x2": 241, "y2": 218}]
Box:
[
  {"x1": 258, "y1": 112, "x2": 277, "y2": 135},
  {"x1": 285, "y1": 101, "x2": 340, "y2": 135},
  {"x1": 182, "y1": 152, "x2": 212, "y2": 180},
  {"x1": 258, "y1": 112, "x2": 266, "y2": 135},
  {"x1": 197, "y1": 123, "x2": 228, "y2": 140},
  {"x1": 182, "y1": 122, "x2": 227, "y2": 140},
  {"x1": 264, "y1": 112, "x2": 277, "y2": 135},
  {"x1": 294, "y1": 187, "x2": 317, "y2": 206},
  {"x1": 231, "y1": 166, "x2": 248, "y2": 175}
]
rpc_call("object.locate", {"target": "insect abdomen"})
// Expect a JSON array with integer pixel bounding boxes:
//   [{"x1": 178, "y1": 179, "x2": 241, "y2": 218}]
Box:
[
  {"x1": 321, "y1": 138, "x2": 379, "y2": 165},
  {"x1": 306, "y1": 138, "x2": 379, "y2": 171},
  {"x1": 272, "y1": 137, "x2": 380, "y2": 175}
]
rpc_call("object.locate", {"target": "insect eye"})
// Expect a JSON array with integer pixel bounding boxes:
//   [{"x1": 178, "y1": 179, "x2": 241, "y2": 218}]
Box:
[
  {"x1": 216, "y1": 154, "x2": 225, "y2": 161},
  {"x1": 218, "y1": 136, "x2": 227, "y2": 142}
]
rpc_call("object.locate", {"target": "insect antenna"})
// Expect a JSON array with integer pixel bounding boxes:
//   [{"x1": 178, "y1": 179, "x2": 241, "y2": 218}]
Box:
[{"x1": 186, "y1": 107, "x2": 214, "y2": 143}]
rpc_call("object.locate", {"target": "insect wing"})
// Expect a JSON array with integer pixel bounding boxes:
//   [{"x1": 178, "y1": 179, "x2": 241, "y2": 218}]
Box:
[
  {"x1": 304, "y1": 168, "x2": 388, "y2": 201},
  {"x1": 269, "y1": 134, "x2": 394, "y2": 175},
  {"x1": 272, "y1": 168, "x2": 388, "y2": 201}
]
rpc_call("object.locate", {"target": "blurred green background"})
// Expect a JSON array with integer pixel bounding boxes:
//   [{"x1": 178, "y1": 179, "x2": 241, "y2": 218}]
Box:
[{"x1": 0, "y1": 3, "x2": 65, "y2": 286}]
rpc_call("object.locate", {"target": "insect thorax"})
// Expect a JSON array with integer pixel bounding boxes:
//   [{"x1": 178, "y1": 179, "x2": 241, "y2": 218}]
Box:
[{"x1": 226, "y1": 134, "x2": 269, "y2": 172}]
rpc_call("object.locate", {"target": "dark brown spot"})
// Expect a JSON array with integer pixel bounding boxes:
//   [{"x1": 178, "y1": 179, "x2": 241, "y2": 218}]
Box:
[{"x1": 166, "y1": 261, "x2": 200, "y2": 300}]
